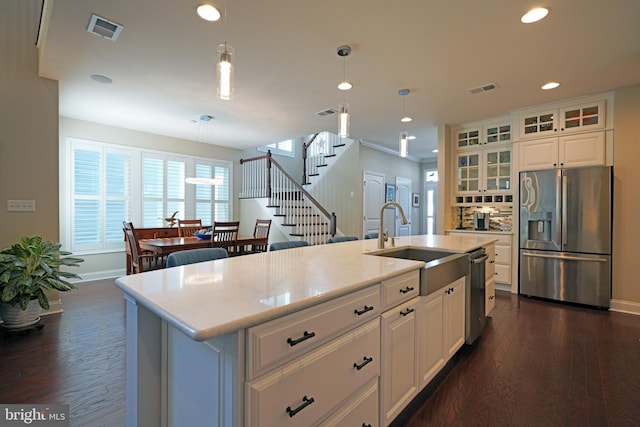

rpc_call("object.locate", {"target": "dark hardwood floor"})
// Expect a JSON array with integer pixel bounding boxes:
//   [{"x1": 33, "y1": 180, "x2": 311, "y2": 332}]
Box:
[{"x1": 1, "y1": 281, "x2": 639, "y2": 426}]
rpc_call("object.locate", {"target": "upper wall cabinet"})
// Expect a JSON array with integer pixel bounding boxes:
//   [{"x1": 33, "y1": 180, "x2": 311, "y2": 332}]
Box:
[
  {"x1": 454, "y1": 126, "x2": 482, "y2": 149},
  {"x1": 484, "y1": 120, "x2": 512, "y2": 145},
  {"x1": 519, "y1": 131, "x2": 606, "y2": 171},
  {"x1": 518, "y1": 100, "x2": 605, "y2": 140},
  {"x1": 454, "y1": 119, "x2": 512, "y2": 150}
]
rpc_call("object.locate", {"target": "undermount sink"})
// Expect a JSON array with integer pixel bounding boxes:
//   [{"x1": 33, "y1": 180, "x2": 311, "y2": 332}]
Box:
[{"x1": 372, "y1": 248, "x2": 469, "y2": 295}]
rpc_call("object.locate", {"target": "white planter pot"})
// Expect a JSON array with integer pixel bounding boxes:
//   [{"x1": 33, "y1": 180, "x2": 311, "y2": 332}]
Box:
[{"x1": 0, "y1": 299, "x2": 42, "y2": 329}]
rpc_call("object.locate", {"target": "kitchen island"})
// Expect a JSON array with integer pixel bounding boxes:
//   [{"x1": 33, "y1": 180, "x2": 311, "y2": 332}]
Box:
[{"x1": 115, "y1": 234, "x2": 496, "y2": 427}]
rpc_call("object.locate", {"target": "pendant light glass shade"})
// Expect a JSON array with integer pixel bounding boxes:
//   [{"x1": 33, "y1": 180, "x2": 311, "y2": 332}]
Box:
[
  {"x1": 339, "y1": 102, "x2": 350, "y2": 138},
  {"x1": 217, "y1": 43, "x2": 234, "y2": 100},
  {"x1": 399, "y1": 131, "x2": 408, "y2": 157}
]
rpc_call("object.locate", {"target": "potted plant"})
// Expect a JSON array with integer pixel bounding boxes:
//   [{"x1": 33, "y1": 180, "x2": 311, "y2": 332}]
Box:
[{"x1": 0, "y1": 236, "x2": 83, "y2": 329}]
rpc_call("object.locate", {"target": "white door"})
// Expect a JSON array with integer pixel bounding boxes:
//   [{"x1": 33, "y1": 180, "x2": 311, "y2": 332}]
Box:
[
  {"x1": 395, "y1": 176, "x2": 412, "y2": 236},
  {"x1": 363, "y1": 171, "x2": 385, "y2": 236}
]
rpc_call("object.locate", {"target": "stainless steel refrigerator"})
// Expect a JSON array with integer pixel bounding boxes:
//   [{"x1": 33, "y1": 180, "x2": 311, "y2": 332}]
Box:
[{"x1": 519, "y1": 166, "x2": 612, "y2": 308}]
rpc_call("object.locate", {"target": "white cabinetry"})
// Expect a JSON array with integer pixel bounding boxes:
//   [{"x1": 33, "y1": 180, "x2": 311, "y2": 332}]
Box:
[
  {"x1": 245, "y1": 284, "x2": 382, "y2": 427},
  {"x1": 379, "y1": 270, "x2": 420, "y2": 426},
  {"x1": 452, "y1": 118, "x2": 514, "y2": 206},
  {"x1": 246, "y1": 319, "x2": 380, "y2": 427},
  {"x1": 519, "y1": 131, "x2": 605, "y2": 171},
  {"x1": 417, "y1": 277, "x2": 466, "y2": 388},
  {"x1": 518, "y1": 100, "x2": 605, "y2": 140},
  {"x1": 485, "y1": 245, "x2": 496, "y2": 316},
  {"x1": 380, "y1": 297, "x2": 420, "y2": 425},
  {"x1": 454, "y1": 147, "x2": 513, "y2": 205},
  {"x1": 418, "y1": 291, "x2": 444, "y2": 387}
]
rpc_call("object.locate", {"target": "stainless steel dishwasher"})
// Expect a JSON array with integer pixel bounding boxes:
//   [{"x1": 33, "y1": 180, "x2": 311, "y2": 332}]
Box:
[{"x1": 466, "y1": 248, "x2": 488, "y2": 345}]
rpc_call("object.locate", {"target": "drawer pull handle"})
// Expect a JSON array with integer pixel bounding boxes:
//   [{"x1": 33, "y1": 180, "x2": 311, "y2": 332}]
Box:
[
  {"x1": 286, "y1": 395, "x2": 315, "y2": 417},
  {"x1": 399, "y1": 286, "x2": 415, "y2": 294},
  {"x1": 354, "y1": 305, "x2": 374, "y2": 316},
  {"x1": 353, "y1": 356, "x2": 373, "y2": 371},
  {"x1": 287, "y1": 331, "x2": 316, "y2": 347},
  {"x1": 400, "y1": 307, "x2": 415, "y2": 316}
]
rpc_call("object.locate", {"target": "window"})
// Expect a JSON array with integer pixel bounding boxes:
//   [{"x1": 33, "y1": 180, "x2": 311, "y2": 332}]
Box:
[
  {"x1": 424, "y1": 169, "x2": 438, "y2": 235},
  {"x1": 64, "y1": 138, "x2": 232, "y2": 254},
  {"x1": 69, "y1": 141, "x2": 131, "y2": 252},
  {"x1": 257, "y1": 138, "x2": 295, "y2": 158}
]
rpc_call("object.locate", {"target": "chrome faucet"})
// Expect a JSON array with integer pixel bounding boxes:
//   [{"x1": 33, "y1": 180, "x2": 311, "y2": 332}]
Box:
[{"x1": 378, "y1": 201, "x2": 408, "y2": 249}]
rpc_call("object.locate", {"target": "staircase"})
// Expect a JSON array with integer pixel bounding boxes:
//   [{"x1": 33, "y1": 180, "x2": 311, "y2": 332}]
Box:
[{"x1": 240, "y1": 151, "x2": 336, "y2": 245}]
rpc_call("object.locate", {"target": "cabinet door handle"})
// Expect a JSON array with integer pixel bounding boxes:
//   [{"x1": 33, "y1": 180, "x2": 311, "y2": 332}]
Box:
[
  {"x1": 400, "y1": 307, "x2": 415, "y2": 316},
  {"x1": 399, "y1": 286, "x2": 415, "y2": 294},
  {"x1": 286, "y1": 395, "x2": 315, "y2": 417},
  {"x1": 362, "y1": 424, "x2": 372, "y2": 427},
  {"x1": 353, "y1": 356, "x2": 373, "y2": 371},
  {"x1": 287, "y1": 330, "x2": 316, "y2": 347},
  {"x1": 354, "y1": 305, "x2": 374, "y2": 316}
]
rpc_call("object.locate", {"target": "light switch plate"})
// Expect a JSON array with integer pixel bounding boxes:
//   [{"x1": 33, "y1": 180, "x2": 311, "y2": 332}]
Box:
[{"x1": 7, "y1": 200, "x2": 36, "y2": 212}]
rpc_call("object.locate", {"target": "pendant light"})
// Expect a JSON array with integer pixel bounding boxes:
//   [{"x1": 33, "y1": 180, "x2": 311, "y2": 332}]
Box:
[
  {"x1": 217, "y1": 0, "x2": 234, "y2": 100},
  {"x1": 399, "y1": 131, "x2": 408, "y2": 158},
  {"x1": 398, "y1": 89, "x2": 411, "y2": 157},
  {"x1": 337, "y1": 45, "x2": 352, "y2": 138}
]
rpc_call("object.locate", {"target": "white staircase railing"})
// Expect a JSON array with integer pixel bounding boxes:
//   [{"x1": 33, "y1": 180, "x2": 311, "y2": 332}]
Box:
[{"x1": 240, "y1": 151, "x2": 336, "y2": 245}]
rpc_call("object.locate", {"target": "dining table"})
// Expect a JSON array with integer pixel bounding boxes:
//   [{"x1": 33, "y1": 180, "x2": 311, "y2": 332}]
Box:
[{"x1": 133, "y1": 235, "x2": 269, "y2": 273}]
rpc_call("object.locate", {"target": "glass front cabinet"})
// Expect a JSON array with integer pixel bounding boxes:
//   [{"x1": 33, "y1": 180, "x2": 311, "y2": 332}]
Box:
[
  {"x1": 455, "y1": 147, "x2": 512, "y2": 204},
  {"x1": 518, "y1": 100, "x2": 605, "y2": 140}
]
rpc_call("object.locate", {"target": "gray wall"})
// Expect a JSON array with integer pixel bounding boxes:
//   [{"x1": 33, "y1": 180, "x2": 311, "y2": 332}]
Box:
[{"x1": 1, "y1": 0, "x2": 60, "y2": 245}]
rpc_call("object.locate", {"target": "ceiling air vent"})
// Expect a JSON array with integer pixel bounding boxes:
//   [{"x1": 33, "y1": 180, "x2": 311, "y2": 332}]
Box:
[
  {"x1": 468, "y1": 83, "x2": 497, "y2": 94},
  {"x1": 316, "y1": 108, "x2": 337, "y2": 117},
  {"x1": 87, "y1": 14, "x2": 124, "y2": 41}
]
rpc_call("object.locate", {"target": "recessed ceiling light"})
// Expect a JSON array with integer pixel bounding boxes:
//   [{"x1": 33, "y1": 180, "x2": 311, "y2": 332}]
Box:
[
  {"x1": 90, "y1": 74, "x2": 112, "y2": 84},
  {"x1": 541, "y1": 81, "x2": 560, "y2": 90},
  {"x1": 407, "y1": 135, "x2": 416, "y2": 140},
  {"x1": 197, "y1": 4, "x2": 221, "y2": 22},
  {"x1": 432, "y1": 149, "x2": 438, "y2": 153},
  {"x1": 401, "y1": 116, "x2": 413, "y2": 123},
  {"x1": 521, "y1": 7, "x2": 549, "y2": 24},
  {"x1": 338, "y1": 81, "x2": 353, "y2": 91}
]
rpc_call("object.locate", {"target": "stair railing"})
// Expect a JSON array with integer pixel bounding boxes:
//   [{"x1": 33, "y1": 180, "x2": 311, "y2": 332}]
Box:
[
  {"x1": 301, "y1": 132, "x2": 345, "y2": 185},
  {"x1": 240, "y1": 151, "x2": 337, "y2": 244}
]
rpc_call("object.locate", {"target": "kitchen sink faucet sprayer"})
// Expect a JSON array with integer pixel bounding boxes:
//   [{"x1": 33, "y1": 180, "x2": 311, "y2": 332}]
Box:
[{"x1": 378, "y1": 201, "x2": 408, "y2": 249}]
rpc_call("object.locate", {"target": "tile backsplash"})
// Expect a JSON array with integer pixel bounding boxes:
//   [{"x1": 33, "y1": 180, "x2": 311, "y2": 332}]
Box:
[{"x1": 452, "y1": 206, "x2": 512, "y2": 232}]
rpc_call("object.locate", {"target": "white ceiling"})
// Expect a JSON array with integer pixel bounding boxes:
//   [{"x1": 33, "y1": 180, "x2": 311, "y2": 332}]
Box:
[{"x1": 38, "y1": 0, "x2": 640, "y2": 160}]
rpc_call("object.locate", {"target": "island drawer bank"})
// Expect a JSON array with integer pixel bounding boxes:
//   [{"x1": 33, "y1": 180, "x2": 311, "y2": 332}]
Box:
[{"x1": 114, "y1": 235, "x2": 496, "y2": 427}]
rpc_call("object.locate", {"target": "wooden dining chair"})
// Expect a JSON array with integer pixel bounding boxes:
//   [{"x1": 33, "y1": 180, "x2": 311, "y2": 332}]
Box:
[
  {"x1": 210, "y1": 221, "x2": 240, "y2": 256},
  {"x1": 250, "y1": 219, "x2": 272, "y2": 253},
  {"x1": 177, "y1": 219, "x2": 203, "y2": 237},
  {"x1": 122, "y1": 221, "x2": 164, "y2": 274}
]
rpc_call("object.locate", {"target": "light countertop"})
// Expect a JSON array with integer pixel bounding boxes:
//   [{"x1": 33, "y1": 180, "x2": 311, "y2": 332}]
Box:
[
  {"x1": 446, "y1": 229, "x2": 513, "y2": 235},
  {"x1": 115, "y1": 234, "x2": 496, "y2": 341}
]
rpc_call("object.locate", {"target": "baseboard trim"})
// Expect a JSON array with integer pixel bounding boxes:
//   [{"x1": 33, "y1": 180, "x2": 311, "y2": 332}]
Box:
[
  {"x1": 72, "y1": 269, "x2": 126, "y2": 283},
  {"x1": 42, "y1": 299, "x2": 64, "y2": 317},
  {"x1": 610, "y1": 299, "x2": 640, "y2": 316}
]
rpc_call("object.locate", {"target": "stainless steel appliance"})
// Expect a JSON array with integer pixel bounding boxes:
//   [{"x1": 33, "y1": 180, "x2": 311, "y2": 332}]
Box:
[
  {"x1": 473, "y1": 212, "x2": 489, "y2": 230},
  {"x1": 466, "y1": 248, "x2": 487, "y2": 344},
  {"x1": 519, "y1": 166, "x2": 612, "y2": 307}
]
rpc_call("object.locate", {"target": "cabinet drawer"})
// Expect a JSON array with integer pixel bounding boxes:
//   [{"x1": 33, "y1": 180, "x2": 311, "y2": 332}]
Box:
[
  {"x1": 246, "y1": 319, "x2": 380, "y2": 427},
  {"x1": 494, "y1": 244, "x2": 511, "y2": 265},
  {"x1": 495, "y1": 264, "x2": 511, "y2": 284},
  {"x1": 381, "y1": 270, "x2": 419, "y2": 311},
  {"x1": 319, "y1": 377, "x2": 378, "y2": 427},
  {"x1": 247, "y1": 285, "x2": 380, "y2": 379}
]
